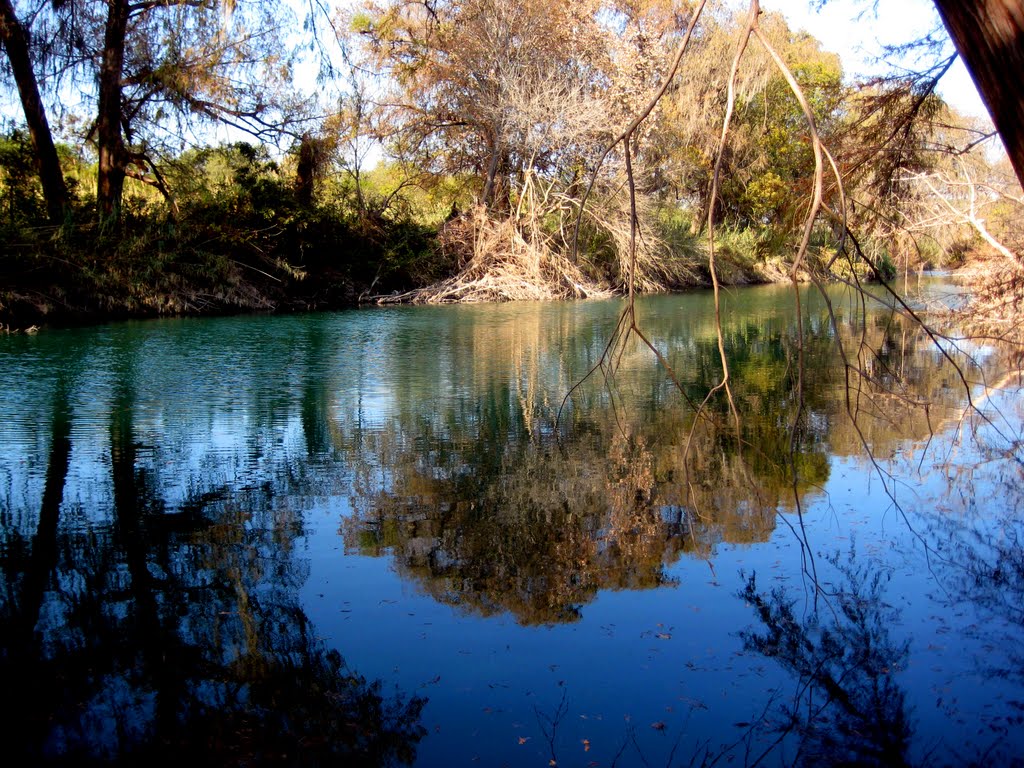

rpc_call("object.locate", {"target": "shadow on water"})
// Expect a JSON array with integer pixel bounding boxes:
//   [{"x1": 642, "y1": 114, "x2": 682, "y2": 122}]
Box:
[
  {"x1": 733, "y1": 511, "x2": 1024, "y2": 768},
  {"x1": 738, "y1": 550, "x2": 915, "y2": 768}
]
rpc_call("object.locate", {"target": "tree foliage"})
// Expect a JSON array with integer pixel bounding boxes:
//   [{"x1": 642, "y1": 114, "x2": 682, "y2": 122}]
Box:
[
  {"x1": 1, "y1": 0, "x2": 304, "y2": 224},
  {"x1": 1, "y1": 0, "x2": 1023, "y2": 326}
]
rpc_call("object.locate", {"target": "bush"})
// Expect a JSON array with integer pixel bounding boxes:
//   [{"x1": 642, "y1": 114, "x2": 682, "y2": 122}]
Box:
[{"x1": 874, "y1": 251, "x2": 898, "y2": 282}]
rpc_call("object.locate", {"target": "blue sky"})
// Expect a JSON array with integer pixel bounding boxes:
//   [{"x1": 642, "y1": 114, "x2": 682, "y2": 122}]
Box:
[
  {"x1": 0, "y1": 0, "x2": 991, "y2": 143},
  {"x1": 766, "y1": 0, "x2": 988, "y2": 118}
]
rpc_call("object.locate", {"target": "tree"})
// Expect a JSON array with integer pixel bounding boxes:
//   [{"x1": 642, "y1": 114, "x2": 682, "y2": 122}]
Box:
[
  {"x1": 93, "y1": 0, "x2": 305, "y2": 224},
  {"x1": 15, "y1": 0, "x2": 301, "y2": 226},
  {"x1": 0, "y1": 0, "x2": 69, "y2": 223},
  {"x1": 4, "y1": 0, "x2": 306, "y2": 227},
  {"x1": 346, "y1": 0, "x2": 613, "y2": 210},
  {"x1": 645, "y1": 10, "x2": 844, "y2": 234},
  {"x1": 343, "y1": 0, "x2": 716, "y2": 300},
  {"x1": 95, "y1": 0, "x2": 130, "y2": 224},
  {"x1": 931, "y1": 0, "x2": 1024, "y2": 186}
]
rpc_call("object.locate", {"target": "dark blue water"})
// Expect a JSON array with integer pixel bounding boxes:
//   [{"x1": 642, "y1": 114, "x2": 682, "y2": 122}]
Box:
[{"x1": 1, "y1": 282, "x2": 1022, "y2": 766}]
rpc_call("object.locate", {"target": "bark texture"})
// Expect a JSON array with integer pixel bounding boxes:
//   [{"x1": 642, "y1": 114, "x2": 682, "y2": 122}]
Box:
[
  {"x1": 97, "y1": 0, "x2": 130, "y2": 224},
  {"x1": 932, "y1": 0, "x2": 1024, "y2": 185}
]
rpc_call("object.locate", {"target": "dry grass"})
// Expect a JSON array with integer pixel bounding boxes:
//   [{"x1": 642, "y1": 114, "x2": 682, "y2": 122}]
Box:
[
  {"x1": 373, "y1": 168, "x2": 701, "y2": 305},
  {"x1": 375, "y1": 205, "x2": 611, "y2": 304},
  {"x1": 954, "y1": 252, "x2": 1024, "y2": 345}
]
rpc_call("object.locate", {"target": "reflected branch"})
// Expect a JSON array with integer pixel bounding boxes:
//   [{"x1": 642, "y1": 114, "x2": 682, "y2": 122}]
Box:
[{"x1": 739, "y1": 549, "x2": 914, "y2": 767}]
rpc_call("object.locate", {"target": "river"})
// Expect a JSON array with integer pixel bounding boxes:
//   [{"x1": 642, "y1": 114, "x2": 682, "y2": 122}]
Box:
[{"x1": 1, "y1": 280, "x2": 1022, "y2": 766}]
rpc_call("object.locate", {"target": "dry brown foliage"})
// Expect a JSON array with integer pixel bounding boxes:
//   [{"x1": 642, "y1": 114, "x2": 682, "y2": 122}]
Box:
[
  {"x1": 377, "y1": 204, "x2": 610, "y2": 303},
  {"x1": 954, "y1": 253, "x2": 1024, "y2": 345}
]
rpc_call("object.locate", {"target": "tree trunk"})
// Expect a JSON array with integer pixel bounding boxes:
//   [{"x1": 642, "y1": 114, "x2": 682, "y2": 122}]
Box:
[
  {"x1": 97, "y1": 0, "x2": 130, "y2": 225},
  {"x1": 0, "y1": 0, "x2": 69, "y2": 223},
  {"x1": 295, "y1": 133, "x2": 318, "y2": 207},
  {"x1": 932, "y1": 0, "x2": 1024, "y2": 186}
]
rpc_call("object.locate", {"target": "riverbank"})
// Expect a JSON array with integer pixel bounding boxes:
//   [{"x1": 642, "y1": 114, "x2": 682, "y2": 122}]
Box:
[
  {"x1": 0, "y1": 246, "x2": 361, "y2": 333},
  {"x1": 0, "y1": 256, "x2": 789, "y2": 333},
  {"x1": 0, "y1": 209, "x2": 442, "y2": 332},
  {"x1": 0, "y1": 232, "x2": 814, "y2": 332}
]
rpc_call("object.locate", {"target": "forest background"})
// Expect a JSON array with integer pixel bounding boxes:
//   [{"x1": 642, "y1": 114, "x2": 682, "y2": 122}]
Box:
[{"x1": 1, "y1": 0, "x2": 1021, "y2": 333}]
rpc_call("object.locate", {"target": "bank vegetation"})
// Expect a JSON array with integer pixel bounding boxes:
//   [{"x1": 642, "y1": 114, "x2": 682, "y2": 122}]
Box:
[{"x1": 1, "y1": 0, "x2": 1021, "y2": 334}]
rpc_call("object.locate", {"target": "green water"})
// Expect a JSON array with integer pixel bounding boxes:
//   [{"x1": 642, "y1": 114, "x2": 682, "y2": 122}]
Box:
[{"x1": 1, "y1": 281, "x2": 1022, "y2": 766}]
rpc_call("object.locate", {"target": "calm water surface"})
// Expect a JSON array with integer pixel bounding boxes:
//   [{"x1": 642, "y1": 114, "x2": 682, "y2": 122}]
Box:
[{"x1": 2, "y1": 282, "x2": 1023, "y2": 766}]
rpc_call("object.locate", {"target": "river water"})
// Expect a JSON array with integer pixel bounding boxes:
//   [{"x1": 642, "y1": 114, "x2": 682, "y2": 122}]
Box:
[{"x1": 1, "y1": 281, "x2": 1022, "y2": 766}]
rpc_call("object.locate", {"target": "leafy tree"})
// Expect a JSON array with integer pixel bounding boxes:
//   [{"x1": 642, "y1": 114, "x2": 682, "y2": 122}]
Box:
[
  {"x1": 2, "y1": 0, "x2": 306, "y2": 227},
  {"x1": 344, "y1": 0, "x2": 613, "y2": 210},
  {"x1": 89, "y1": 0, "x2": 302, "y2": 225},
  {"x1": 629, "y1": 7, "x2": 846, "y2": 270},
  {"x1": 0, "y1": 0, "x2": 69, "y2": 223},
  {"x1": 0, "y1": 128, "x2": 47, "y2": 223}
]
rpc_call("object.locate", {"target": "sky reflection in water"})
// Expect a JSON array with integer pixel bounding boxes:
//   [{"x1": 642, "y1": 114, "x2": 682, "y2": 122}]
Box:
[{"x1": 1, "y1": 281, "x2": 1022, "y2": 766}]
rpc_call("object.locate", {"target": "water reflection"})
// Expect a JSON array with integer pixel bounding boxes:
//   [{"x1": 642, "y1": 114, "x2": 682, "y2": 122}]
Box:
[
  {"x1": 333, "y1": 288, "x2": 985, "y2": 624},
  {"x1": 0, "y1": 283, "x2": 1020, "y2": 763},
  {"x1": 0, "y1": 343, "x2": 425, "y2": 763},
  {"x1": 740, "y1": 552, "x2": 914, "y2": 767}
]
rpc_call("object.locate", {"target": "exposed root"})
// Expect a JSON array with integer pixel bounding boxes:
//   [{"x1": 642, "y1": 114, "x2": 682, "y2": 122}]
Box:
[{"x1": 375, "y1": 205, "x2": 611, "y2": 304}]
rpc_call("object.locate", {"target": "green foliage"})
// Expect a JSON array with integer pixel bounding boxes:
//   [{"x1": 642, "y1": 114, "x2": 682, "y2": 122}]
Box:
[
  {"x1": 742, "y1": 171, "x2": 789, "y2": 224},
  {"x1": 656, "y1": 206, "x2": 698, "y2": 252},
  {"x1": 874, "y1": 251, "x2": 898, "y2": 282},
  {"x1": 727, "y1": 52, "x2": 844, "y2": 232},
  {"x1": 653, "y1": 206, "x2": 705, "y2": 282},
  {"x1": 0, "y1": 138, "x2": 447, "y2": 327},
  {"x1": 0, "y1": 130, "x2": 46, "y2": 226},
  {"x1": 715, "y1": 226, "x2": 765, "y2": 267}
]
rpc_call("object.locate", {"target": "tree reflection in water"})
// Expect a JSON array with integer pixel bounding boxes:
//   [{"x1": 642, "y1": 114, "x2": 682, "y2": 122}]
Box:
[
  {"x1": 2, "y1": 286, "x2": 1021, "y2": 764},
  {"x1": 0, "y1": 372, "x2": 425, "y2": 765},
  {"x1": 336, "y1": 302, "x2": 974, "y2": 626},
  {"x1": 740, "y1": 550, "x2": 913, "y2": 768}
]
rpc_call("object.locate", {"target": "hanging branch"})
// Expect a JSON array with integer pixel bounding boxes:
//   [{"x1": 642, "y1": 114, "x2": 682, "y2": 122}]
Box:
[
  {"x1": 702, "y1": 0, "x2": 761, "y2": 431},
  {"x1": 571, "y1": 0, "x2": 709, "y2": 263},
  {"x1": 559, "y1": 0, "x2": 712, "y2": 429},
  {"x1": 562, "y1": 0, "x2": 1016, "y2": 602}
]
